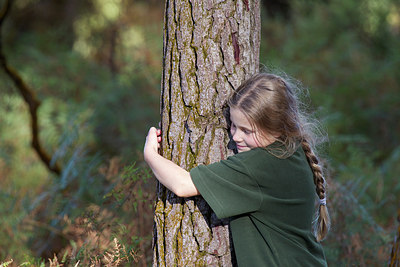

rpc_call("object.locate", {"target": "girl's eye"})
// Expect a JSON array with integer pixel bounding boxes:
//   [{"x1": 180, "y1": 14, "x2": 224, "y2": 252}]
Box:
[{"x1": 243, "y1": 129, "x2": 251, "y2": 135}]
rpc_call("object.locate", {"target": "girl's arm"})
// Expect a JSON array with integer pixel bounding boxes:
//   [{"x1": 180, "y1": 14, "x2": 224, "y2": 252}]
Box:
[{"x1": 144, "y1": 127, "x2": 200, "y2": 197}]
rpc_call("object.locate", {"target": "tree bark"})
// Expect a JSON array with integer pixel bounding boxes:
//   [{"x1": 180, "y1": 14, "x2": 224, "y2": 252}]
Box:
[
  {"x1": 390, "y1": 208, "x2": 400, "y2": 266},
  {"x1": 154, "y1": 0, "x2": 260, "y2": 265}
]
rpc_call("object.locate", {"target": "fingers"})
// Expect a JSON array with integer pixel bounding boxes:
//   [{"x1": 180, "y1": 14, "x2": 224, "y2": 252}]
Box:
[
  {"x1": 148, "y1": 127, "x2": 161, "y2": 134},
  {"x1": 148, "y1": 126, "x2": 157, "y2": 135},
  {"x1": 156, "y1": 128, "x2": 162, "y2": 143},
  {"x1": 147, "y1": 127, "x2": 162, "y2": 143},
  {"x1": 144, "y1": 127, "x2": 163, "y2": 159}
]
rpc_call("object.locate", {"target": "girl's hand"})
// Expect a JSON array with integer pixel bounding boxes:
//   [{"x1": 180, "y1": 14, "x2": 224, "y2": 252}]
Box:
[
  {"x1": 144, "y1": 127, "x2": 162, "y2": 161},
  {"x1": 143, "y1": 127, "x2": 199, "y2": 197}
]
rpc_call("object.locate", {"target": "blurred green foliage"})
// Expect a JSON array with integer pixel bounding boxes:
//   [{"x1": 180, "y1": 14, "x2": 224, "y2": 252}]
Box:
[
  {"x1": 0, "y1": 0, "x2": 399, "y2": 265},
  {"x1": 1, "y1": 0, "x2": 161, "y2": 264}
]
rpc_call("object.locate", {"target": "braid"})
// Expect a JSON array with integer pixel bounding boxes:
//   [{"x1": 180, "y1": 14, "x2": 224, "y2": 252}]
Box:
[{"x1": 301, "y1": 139, "x2": 331, "y2": 241}]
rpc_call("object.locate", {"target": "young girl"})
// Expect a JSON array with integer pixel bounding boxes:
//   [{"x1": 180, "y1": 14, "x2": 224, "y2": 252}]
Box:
[{"x1": 144, "y1": 73, "x2": 330, "y2": 266}]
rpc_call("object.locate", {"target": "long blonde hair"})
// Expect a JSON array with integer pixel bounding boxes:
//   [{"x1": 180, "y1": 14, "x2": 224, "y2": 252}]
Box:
[{"x1": 228, "y1": 72, "x2": 331, "y2": 241}]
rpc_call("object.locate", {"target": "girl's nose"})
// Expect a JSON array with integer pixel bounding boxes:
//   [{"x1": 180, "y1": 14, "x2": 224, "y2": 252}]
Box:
[{"x1": 232, "y1": 130, "x2": 241, "y2": 142}]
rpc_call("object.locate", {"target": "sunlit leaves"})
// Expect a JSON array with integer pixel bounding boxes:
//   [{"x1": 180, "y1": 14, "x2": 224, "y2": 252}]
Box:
[
  {"x1": 361, "y1": 0, "x2": 392, "y2": 35},
  {"x1": 121, "y1": 26, "x2": 145, "y2": 50},
  {"x1": 73, "y1": 0, "x2": 123, "y2": 58},
  {"x1": 387, "y1": 4, "x2": 400, "y2": 34},
  {"x1": 96, "y1": 0, "x2": 122, "y2": 21}
]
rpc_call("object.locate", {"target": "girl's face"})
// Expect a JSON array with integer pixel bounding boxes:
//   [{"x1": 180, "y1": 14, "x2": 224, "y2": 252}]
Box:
[{"x1": 230, "y1": 107, "x2": 276, "y2": 153}]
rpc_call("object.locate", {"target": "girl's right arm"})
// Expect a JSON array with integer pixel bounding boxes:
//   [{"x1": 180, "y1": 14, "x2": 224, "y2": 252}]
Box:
[{"x1": 144, "y1": 127, "x2": 200, "y2": 197}]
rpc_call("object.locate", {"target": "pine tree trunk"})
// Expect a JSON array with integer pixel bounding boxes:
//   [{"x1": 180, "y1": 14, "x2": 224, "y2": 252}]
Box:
[
  {"x1": 390, "y1": 208, "x2": 400, "y2": 266},
  {"x1": 154, "y1": 0, "x2": 260, "y2": 265}
]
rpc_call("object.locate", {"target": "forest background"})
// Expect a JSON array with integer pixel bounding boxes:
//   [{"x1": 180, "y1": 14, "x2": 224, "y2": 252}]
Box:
[{"x1": 0, "y1": 0, "x2": 399, "y2": 266}]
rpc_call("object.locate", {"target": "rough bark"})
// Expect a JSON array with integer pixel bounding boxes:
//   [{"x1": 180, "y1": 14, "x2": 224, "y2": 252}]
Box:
[
  {"x1": 154, "y1": 0, "x2": 260, "y2": 265},
  {"x1": 390, "y1": 208, "x2": 400, "y2": 266}
]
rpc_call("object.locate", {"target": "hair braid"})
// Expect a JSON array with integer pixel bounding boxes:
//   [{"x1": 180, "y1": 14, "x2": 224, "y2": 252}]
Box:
[{"x1": 301, "y1": 139, "x2": 331, "y2": 241}]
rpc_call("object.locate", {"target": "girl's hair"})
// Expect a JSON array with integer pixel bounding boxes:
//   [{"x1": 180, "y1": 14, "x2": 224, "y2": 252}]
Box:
[{"x1": 228, "y1": 72, "x2": 331, "y2": 241}]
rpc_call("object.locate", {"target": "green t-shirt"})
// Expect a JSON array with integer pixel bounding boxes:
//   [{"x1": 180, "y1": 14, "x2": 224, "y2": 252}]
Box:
[{"x1": 190, "y1": 146, "x2": 327, "y2": 266}]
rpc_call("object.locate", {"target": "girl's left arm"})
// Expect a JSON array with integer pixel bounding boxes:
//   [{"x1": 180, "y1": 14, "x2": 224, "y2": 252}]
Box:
[{"x1": 144, "y1": 127, "x2": 200, "y2": 197}]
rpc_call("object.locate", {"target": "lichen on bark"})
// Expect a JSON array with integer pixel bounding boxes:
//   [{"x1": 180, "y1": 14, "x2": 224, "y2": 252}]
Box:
[{"x1": 154, "y1": 0, "x2": 260, "y2": 266}]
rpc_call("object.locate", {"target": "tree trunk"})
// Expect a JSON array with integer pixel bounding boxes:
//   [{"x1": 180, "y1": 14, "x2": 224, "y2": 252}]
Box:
[
  {"x1": 390, "y1": 208, "x2": 400, "y2": 266},
  {"x1": 154, "y1": 0, "x2": 260, "y2": 266}
]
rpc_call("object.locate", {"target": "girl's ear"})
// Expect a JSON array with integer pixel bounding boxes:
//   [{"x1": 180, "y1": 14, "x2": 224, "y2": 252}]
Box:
[
  {"x1": 259, "y1": 128, "x2": 280, "y2": 141},
  {"x1": 273, "y1": 132, "x2": 282, "y2": 139}
]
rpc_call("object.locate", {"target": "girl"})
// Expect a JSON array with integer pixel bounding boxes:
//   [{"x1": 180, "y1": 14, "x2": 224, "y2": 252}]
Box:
[{"x1": 144, "y1": 73, "x2": 330, "y2": 266}]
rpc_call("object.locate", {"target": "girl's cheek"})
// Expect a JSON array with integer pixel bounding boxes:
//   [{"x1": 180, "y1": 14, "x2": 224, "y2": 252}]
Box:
[{"x1": 252, "y1": 133, "x2": 261, "y2": 146}]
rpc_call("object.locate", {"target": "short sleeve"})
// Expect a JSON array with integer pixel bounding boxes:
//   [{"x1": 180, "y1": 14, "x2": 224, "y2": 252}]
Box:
[{"x1": 190, "y1": 154, "x2": 262, "y2": 219}]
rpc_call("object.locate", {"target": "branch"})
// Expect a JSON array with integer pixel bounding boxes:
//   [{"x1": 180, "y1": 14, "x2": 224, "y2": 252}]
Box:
[{"x1": 0, "y1": 0, "x2": 61, "y2": 175}]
